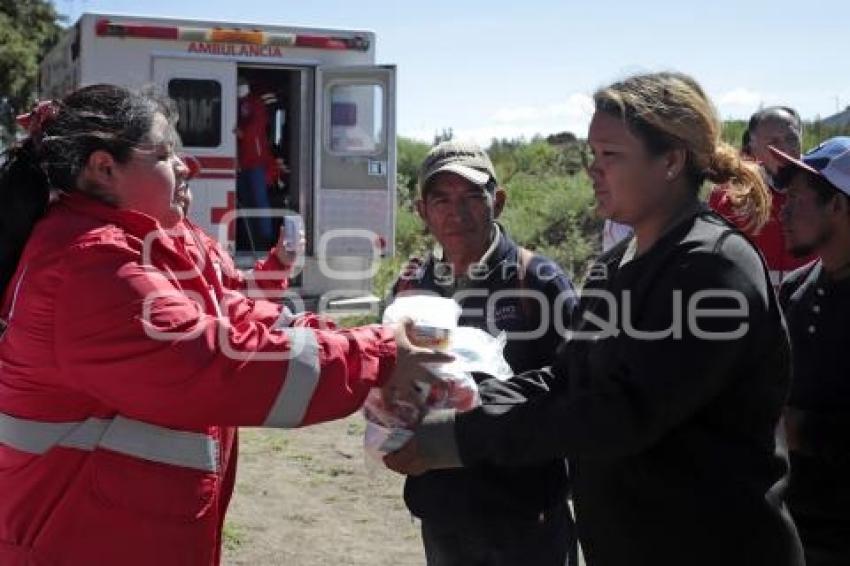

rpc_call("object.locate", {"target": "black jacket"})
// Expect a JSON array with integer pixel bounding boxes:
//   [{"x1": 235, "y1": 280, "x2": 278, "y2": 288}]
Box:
[
  {"x1": 779, "y1": 260, "x2": 850, "y2": 519},
  {"x1": 391, "y1": 227, "x2": 577, "y2": 526},
  {"x1": 425, "y1": 210, "x2": 804, "y2": 565}
]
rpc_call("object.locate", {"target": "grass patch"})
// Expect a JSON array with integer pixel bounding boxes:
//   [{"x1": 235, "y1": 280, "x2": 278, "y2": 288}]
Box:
[
  {"x1": 337, "y1": 313, "x2": 380, "y2": 328},
  {"x1": 347, "y1": 421, "x2": 366, "y2": 436},
  {"x1": 222, "y1": 522, "x2": 246, "y2": 552}
]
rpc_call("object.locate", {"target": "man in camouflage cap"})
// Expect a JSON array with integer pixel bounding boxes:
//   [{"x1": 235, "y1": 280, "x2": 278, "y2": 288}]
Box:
[{"x1": 389, "y1": 140, "x2": 578, "y2": 565}]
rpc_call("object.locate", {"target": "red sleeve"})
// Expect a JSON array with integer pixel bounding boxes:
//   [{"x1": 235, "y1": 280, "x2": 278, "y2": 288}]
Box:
[
  {"x1": 291, "y1": 312, "x2": 339, "y2": 330},
  {"x1": 247, "y1": 248, "x2": 292, "y2": 294},
  {"x1": 193, "y1": 224, "x2": 291, "y2": 299},
  {"x1": 54, "y1": 242, "x2": 396, "y2": 430}
]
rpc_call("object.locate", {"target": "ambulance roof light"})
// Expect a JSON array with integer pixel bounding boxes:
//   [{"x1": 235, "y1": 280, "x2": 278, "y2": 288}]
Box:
[{"x1": 95, "y1": 19, "x2": 371, "y2": 52}]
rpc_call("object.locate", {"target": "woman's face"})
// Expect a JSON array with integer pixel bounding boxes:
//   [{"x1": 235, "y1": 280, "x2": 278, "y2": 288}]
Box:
[
  {"x1": 113, "y1": 113, "x2": 190, "y2": 228},
  {"x1": 586, "y1": 110, "x2": 671, "y2": 226}
]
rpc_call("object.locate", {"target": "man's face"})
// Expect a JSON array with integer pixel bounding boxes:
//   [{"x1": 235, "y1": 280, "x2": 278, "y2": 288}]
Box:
[
  {"x1": 781, "y1": 170, "x2": 834, "y2": 257},
  {"x1": 416, "y1": 172, "x2": 500, "y2": 254},
  {"x1": 750, "y1": 117, "x2": 802, "y2": 176}
]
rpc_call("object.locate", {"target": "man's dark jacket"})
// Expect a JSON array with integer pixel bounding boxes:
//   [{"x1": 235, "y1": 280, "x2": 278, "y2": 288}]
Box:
[{"x1": 391, "y1": 227, "x2": 577, "y2": 526}]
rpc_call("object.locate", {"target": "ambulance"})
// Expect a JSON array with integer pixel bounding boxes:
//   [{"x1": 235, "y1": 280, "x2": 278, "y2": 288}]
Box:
[{"x1": 39, "y1": 13, "x2": 397, "y2": 309}]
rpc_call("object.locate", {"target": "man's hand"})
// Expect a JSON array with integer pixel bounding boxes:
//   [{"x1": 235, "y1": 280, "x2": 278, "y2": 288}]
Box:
[
  {"x1": 382, "y1": 319, "x2": 453, "y2": 409},
  {"x1": 381, "y1": 319, "x2": 454, "y2": 477},
  {"x1": 383, "y1": 436, "x2": 431, "y2": 476}
]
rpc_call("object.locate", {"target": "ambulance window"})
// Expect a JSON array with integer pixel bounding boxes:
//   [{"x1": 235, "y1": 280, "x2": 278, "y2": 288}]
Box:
[
  {"x1": 328, "y1": 83, "x2": 384, "y2": 154},
  {"x1": 168, "y1": 79, "x2": 222, "y2": 148}
]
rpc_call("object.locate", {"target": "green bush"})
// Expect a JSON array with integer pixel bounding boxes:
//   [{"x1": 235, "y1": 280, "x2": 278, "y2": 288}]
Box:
[
  {"x1": 499, "y1": 170, "x2": 600, "y2": 279},
  {"x1": 396, "y1": 137, "x2": 431, "y2": 210}
]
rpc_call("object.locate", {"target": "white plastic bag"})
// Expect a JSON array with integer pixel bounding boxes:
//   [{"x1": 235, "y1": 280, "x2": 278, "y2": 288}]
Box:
[
  {"x1": 365, "y1": 297, "x2": 513, "y2": 463},
  {"x1": 363, "y1": 390, "x2": 418, "y2": 463},
  {"x1": 382, "y1": 294, "x2": 461, "y2": 351},
  {"x1": 447, "y1": 326, "x2": 513, "y2": 381}
]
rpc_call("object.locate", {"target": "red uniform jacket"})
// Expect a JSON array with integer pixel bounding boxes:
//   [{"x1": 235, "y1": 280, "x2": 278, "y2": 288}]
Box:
[
  {"x1": 0, "y1": 192, "x2": 395, "y2": 565},
  {"x1": 237, "y1": 93, "x2": 273, "y2": 170},
  {"x1": 179, "y1": 218, "x2": 288, "y2": 298}
]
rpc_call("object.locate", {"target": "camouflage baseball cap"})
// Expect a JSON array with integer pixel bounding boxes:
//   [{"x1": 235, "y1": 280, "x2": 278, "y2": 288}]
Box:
[{"x1": 418, "y1": 140, "x2": 497, "y2": 196}]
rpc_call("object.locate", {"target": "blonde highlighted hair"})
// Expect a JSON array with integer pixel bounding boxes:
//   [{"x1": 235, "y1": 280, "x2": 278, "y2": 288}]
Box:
[{"x1": 594, "y1": 72, "x2": 771, "y2": 231}]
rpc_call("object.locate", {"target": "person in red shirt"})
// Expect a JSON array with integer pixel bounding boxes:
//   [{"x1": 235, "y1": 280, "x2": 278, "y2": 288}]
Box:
[
  {"x1": 236, "y1": 80, "x2": 276, "y2": 248},
  {"x1": 709, "y1": 106, "x2": 814, "y2": 285},
  {"x1": 0, "y1": 85, "x2": 446, "y2": 565}
]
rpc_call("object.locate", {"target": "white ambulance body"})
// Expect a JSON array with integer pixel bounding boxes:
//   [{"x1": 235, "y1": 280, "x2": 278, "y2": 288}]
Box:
[{"x1": 39, "y1": 13, "x2": 396, "y2": 307}]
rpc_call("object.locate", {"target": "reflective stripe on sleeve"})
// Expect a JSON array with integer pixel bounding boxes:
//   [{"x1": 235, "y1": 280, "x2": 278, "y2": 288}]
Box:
[
  {"x1": 263, "y1": 327, "x2": 321, "y2": 428},
  {"x1": 0, "y1": 412, "x2": 218, "y2": 473}
]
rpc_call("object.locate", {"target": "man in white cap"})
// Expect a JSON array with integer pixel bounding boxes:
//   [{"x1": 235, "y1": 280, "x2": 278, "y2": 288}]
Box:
[{"x1": 772, "y1": 137, "x2": 850, "y2": 566}]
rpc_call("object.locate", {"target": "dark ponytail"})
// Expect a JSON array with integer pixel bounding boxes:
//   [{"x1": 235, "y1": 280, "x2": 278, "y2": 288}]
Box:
[
  {"x1": 0, "y1": 140, "x2": 52, "y2": 300},
  {"x1": 0, "y1": 84, "x2": 176, "y2": 298}
]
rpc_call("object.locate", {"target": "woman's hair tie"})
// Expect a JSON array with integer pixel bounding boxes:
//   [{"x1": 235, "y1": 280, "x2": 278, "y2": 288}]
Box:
[{"x1": 15, "y1": 100, "x2": 59, "y2": 140}]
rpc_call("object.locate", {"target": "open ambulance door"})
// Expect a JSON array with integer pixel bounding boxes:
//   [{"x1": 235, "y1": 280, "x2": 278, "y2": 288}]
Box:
[{"x1": 314, "y1": 65, "x2": 397, "y2": 278}]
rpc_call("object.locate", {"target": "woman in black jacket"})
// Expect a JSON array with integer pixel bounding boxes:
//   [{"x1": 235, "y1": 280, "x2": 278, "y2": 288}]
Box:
[{"x1": 386, "y1": 72, "x2": 804, "y2": 566}]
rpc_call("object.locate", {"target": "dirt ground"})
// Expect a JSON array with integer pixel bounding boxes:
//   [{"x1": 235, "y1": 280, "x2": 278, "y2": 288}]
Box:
[{"x1": 222, "y1": 416, "x2": 424, "y2": 566}]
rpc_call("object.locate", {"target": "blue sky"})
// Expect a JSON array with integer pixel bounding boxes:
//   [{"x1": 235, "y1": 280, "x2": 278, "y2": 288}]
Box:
[{"x1": 56, "y1": 0, "x2": 850, "y2": 144}]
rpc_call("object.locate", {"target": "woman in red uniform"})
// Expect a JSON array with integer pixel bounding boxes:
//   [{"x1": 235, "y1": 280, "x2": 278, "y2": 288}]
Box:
[{"x1": 0, "y1": 84, "x2": 443, "y2": 565}]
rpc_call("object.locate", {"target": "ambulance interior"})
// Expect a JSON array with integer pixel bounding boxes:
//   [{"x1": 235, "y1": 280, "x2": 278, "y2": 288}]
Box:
[{"x1": 233, "y1": 67, "x2": 306, "y2": 258}]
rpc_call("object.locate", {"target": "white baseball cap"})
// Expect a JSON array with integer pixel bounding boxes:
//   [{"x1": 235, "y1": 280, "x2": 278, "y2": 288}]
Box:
[{"x1": 770, "y1": 137, "x2": 850, "y2": 197}]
